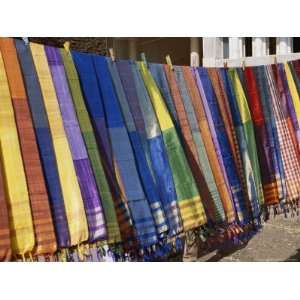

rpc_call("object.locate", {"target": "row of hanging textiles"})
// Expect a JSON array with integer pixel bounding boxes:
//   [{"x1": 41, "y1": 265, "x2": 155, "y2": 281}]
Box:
[{"x1": 0, "y1": 37, "x2": 300, "y2": 261}]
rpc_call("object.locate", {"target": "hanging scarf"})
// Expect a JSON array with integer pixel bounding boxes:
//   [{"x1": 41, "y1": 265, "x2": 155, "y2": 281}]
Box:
[
  {"x1": 193, "y1": 68, "x2": 235, "y2": 223},
  {"x1": 110, "y1": 59, "x2": 168, "y2": 238},
  {"x1": 243, "y1": 67, "x2": 279, "y2": 207},
  {"x1": 169, "y1": 65, "x2": 220, "y2": 224},
  {"x1": 265, "y1": 65, "x2": 300, "y2": 206},
  {"x1": 0, "y1": 155, "x2": 11, "y2": 261},
  {"x1": 0, "y1": 51, "x2": 35, "y2": 257},
  {"x1": 0, "y1": 38, "x2": 57, "y2": 256},
  {"x1": 148, "y1": 63, "x2": 179, "y2": 124},
  {"x1": 60, "y1": 48, "x2": 121, "y2": 246},
  {"x1": 30, "y1": 42, "x2": 89, "y2": 247},
  {"x1": 197, "y1": 67, "x2": 249, "y2": 224},
  {"x1": 252, "y1": 66, "x2": 286, "y2": 204},
  {"x1": 139, "y1": 61, "x2": 207, "y2": 232},
  {"x1": 71, "y1": 51, "x2": 136, "y2": 254},
  {"x1": 14, "y1": 39, "x2": 71, "y2": 248},
  {"x1": 131, "y1": 61, "x2": 183, "y2": 238},
  {"x1": 220, "y1": 69, "x2": 261, "y2": 220},
  {"x1": 45, "y1": 46, "x2": 107, "y2": 243},
  {"x1": 182, "y1": 66, "x2": 226, "y2": 223}
]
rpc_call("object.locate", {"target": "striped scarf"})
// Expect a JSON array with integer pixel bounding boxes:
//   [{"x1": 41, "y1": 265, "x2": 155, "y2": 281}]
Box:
[
  {"x1": 139, "y1": 62, "x2": 207, "y2": 232},
  {"x1": 111, "y1": 59, "x2": 169, "y2": 238},
  {"x1": 243, "y1": 67, "x2": 279, "y2": 206},
  {"x1": 92, "y1": 55, "x2": 158, "y2": 250},
  {"x1": 170, "y1": 66, "x2": 221, "y2": 224},
  {"x1": 15, "y1": 39, "x2": 70, "y2": 248},
  {"x1": 0, "y1": 51, "x2": 35, "y2": 257},
  {"x1": 71, "y1": 51, "x2": 135, "y2": 254},
  {"x1": 0, "y1": 38, "x2": 57, "y2": 256},
  {"x1": 131, "y1": 61, "x2": 183, "y2": 237},
  {"x1": 45, "y1": 46, "x2": 107, "y2": 243},
  {"x1": 30, "y1": 42, "x2": 89, "y2": 247},
  {"x1": 265, "y1": 65, "x2": 300, "y2": 206}
]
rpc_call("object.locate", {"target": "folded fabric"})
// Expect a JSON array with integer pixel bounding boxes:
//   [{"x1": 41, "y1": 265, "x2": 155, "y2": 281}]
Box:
[
  {"x1": 139, "y1": 62, "x2": 207, "y2": 232},
  {"x1": 0, "y1": 38, "x2": 57, "y2": 256},
  {"x1": 60, "y1": 48, "x2": 122, "y2": 245},
  {"x1": 93, "y1": 55, "x2": 158, "y2": 249},
  {"x1": 46, "y1": 46, "x2": 107, "y2": 243},
  {"x1": 131, "y1": 61, "x2": 183, "y2": 237},
  {"x1": 0, "y1": 51, "x2": 35, "y2": 256},
  {"x1": 111, "y1": 59, "x2": 168, "y2": 237},
  {"x1": 15, "y1": 39, "x2": 70, "y2": 248},
  {"x1": 72, "y1": 50, "x2": 136, "y2": 253},
  {"x1": 30, "y1": 42, "x2": 88, "y2": 247},
  {"x1": 243, "y1": 66, "x2": 279, "y2": 206}
]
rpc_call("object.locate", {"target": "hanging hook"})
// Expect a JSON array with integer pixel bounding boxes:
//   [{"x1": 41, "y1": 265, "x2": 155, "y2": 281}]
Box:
[
  {"x1": 166, "y1": 54, "x2": 173, "y2": 71},
  {"x1": 109, "y1": 48, "x2": 115, "y2": 62}
]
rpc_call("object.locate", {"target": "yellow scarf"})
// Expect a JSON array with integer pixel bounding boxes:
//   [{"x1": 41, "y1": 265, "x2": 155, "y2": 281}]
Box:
[
  {"x1": 0, "y1": 51, "x2": 35, "y2": 256},
  {"x1": 30, "y1": 43, "x2": 88, "y2": 246}
]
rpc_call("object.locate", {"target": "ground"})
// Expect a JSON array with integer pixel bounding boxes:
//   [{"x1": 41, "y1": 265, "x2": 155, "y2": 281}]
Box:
[{"x1": 182, "y1": 215, "x2": 300, "y2": 262}]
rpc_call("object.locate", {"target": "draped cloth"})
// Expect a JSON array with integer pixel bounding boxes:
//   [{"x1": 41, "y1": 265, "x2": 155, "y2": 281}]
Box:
[
  {"x1": 30, "y1": 42, "x2": 88, "y2": 247},
  {"x1": 228, "y1": 69, "x2": 264, "y2": 210},
  {"x1": 60, "y1": 49, "x2": 121, "y2": 245},
  {"x1": 131, "y1": 61, "x2": 183, "y2": 237},
  {"x1": 0, "y1": 38, "x2": 57, "y2": 256},
  {"x1": 0, "y1": 51, "x2": 35, "y2": 256},
  {"x1": 169, "y1": 66, "x2": 220, "y2": 224},
  {"x1": 243, "y1": 67, "x2": 279, "y2": 206},
  {"x1": 0, "y1": 155, "x2": 11, "y2": 261},
  {"x1": 71, "y1": 51, "x2": 135, "y2": 252},
  {"x1": 15, "y1": 39, "x2": 70, "y2": 248},
  {"x1": 197, "y1": 67, "x2": 248, "y2": 224},
  {"x1": 110, "y1": 59, "x2": 168, "y2": 237},
  {"x1": 45, "y1": 46, "x2": 107, "y2": 243},
  {"x1": 139, "y1": 62, "x2": 207, "y2": 232},
  {"x1": 266, "y1": 65, "x2": 300, "y2": 205},
  {"x1": 93, "y1": 55, "x2": 157, "y2": 249},
  {"x1": 182, "y1": 67, "x2": 226, "y2": 223},
  {"x1": 194, "y1": 68, "x2": 235, "y2": 223}
]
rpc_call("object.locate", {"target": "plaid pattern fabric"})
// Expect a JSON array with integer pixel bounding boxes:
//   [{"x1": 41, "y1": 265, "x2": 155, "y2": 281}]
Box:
[
  {"x1": 0, "y1": 38, "x2": 57, "y2": 256},
  {"x1": 60, "y1": 48, "x2": 121, "y2": 245},
  {"x1": 182, "y1": 67, "x2": 226, "y2": 223},
  {"x1": 197, "y1": 67, "x2": 249, "y2": 224},
  {"x1": 30, "y1": 42, "x2": 89, "y2": 247},
  {"x1": 194, "y1": 68, "x2": 235, "y2": 223},
  {"x1": 93, "y1": 55, "x2": 158, "y2": 249},
  {"x1": 139, "y1": 62, "x2": 207, "y2": 232},
  {"x1": 131, "y1": 62, "x2": 183, "y2": 237},
  {"x1": 15, "y1": 39, "x2": 70, "y2": 248},
  {"x1": 113, "y1": 59, "x2": 169, "y2": 237},
  {"x1": 0, "y1": 51, "x2": 35, "y2": 256},
  {"x1": 0, "y1": 155, "x2": 11, "y2": 261},
  {"x1": 71, "y1": 51, "x2": 135, "y2": 252},
  {"x1": 266, "y1": 65, "x2": 300, "y2": 203},
  {"x1": 243, "y1": 67, "x2": 279, "y2": 206},
  {"x1": 171, "y1": 66, "x2": 222, "y2": 224},
  {"x1": 45, "y1": 46, "x2": 107, "y2": 243}
]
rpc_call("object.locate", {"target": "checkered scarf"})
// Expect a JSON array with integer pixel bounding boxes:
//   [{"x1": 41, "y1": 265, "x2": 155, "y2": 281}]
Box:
[
  {"x1": 113, "y1": 59, "x2": 169, "y2": 238},
  {"x1": 71, "y1": 51, "x2": 136, "y2": 253},
  {"x1": 169, "y1": 66, "x2": 223, "y2": 224},
  {"x1": 243, "y1": 67, "x2": 280, "y2": 207},
  {"x1": 0, "y1": 38, "x2": 57, "y2": 256},
  {"x1": 139, "y1": 62, "x2": 207, "y2": 232},
  {"x1": 197, "y1": 67, "x2": 249, "y2": 224},
  {"x1": 131, "y1": 61, "x2": 183, "y2": 238},
  {"x1": 15, "y1": 39, "x2": 71, "y2": 248},
  {"x1": 265, "y1": 65, "x2": 300, "y2": 205},
  {"x1": 93, "y1": 55, "x2": 158, "y2": 250},
  {"x1": 30, "y1": 42, "x2": 89, "y2": 247},
  {"x1": 45, "y1": 46, "x2": 107, "y2": 243},
  {"x1": 0, "y1": 51, "x2": 35, "y2": 257}
]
